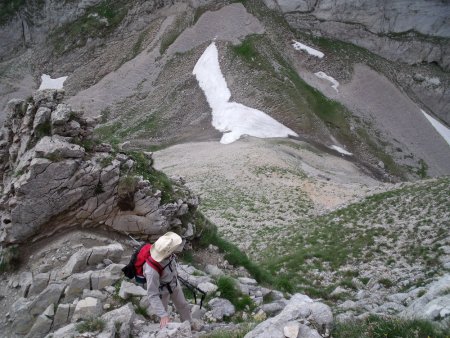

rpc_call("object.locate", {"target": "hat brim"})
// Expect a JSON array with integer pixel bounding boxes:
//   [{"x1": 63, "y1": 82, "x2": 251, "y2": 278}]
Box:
[{"x1": 150, "y1": 233, "x2": 182, "y2": 262}]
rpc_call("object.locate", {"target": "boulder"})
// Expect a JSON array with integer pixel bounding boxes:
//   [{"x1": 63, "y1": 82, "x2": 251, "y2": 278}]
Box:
[
  {"x1": 205, "y1": 264, "x2": 224, "y2": 277},
  {"x1": 91, "y1": 269, "x2": 121, "y2": 290},
  {"x1": 26, "y1": 314, "x2": 53, "y2": 338},
  {"x1": 33, "y1": 107, "x2": 51, "y2": 131},
  {"x1": 82, "y1": 289, "x2": 108, "y2": 300},
  {"x1": 87, "y1": 243, "x2": 124, "y2": 265},
  {"x1": 238, "y1": 277, "x2": 258, "y2": 285},
  {"x1": 34, "y1": 136, "x2": 85, "y2": 159},
  {"x1": 10, "y1": 297, "x2": 34, "y2": 335},
  {"x1": 197, "y1": 282, "x2": 218, "y2": 294},
  {"x1": 51, "y1": 104, "x2": 71, "y2": 126},
  {"x1": 119, "y1": 280, "x2": 147, "y2": 299},
  {"x1": 53, "y1": 304, "x2": 74, "y2": 330},
  {"x1": 207, "y1": 298, "x2": 235, "y2": 321},
  {"x1": 244, "y1": 293, "x2": 333, "y2": 338},
  {"x1": 44, "y1": 323, "x2": 77, "y2": 338},
  {"x1": 65, "y1": 271, "x2": 92, "y2": 300},
  {"x1": 29, "y1": 283, "x2": 65, "y2": 316},
  {"x1": 261, "y1": 301, "x2": 286, "y2": 315},
  {"x1": 28, "y1": 273, "x2": 50, "y2": 297},
  {"x1": 59, "y1": 249, "x2": 91, "y2": 278},
  {"x1": 98, "y1": 303, "x2": 135, "y2": 338},
  {"x1": 156, "y1": 321, "x2": 192, "y2": 338},
  {"x1": 72, "y1": 297, "x2": 103, "y2": 322},
  {"x1": 401, "y1": 274, "x2": 450, "y2": 323}
]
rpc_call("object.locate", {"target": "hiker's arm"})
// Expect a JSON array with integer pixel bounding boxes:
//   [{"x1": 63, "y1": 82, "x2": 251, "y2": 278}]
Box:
[{"x1": 144, "y1": 264, "x2": 169, "y2": 319}]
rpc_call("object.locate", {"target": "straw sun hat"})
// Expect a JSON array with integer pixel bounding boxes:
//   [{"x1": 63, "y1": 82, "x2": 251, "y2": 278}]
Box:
[{"x1": 150, "y1": 232, "x2": 183, "y2": 262}]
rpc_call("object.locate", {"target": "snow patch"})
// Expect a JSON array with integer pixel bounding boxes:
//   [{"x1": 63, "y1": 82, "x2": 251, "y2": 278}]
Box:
[
  {"x1": 421, "y1": 110, "x2": 450, "y2": 147},
  {"x1": 315, "y1": 71, "x2": 339, "y2": 92},
  {"x1": 193, "y1": 42, "x2": 298, "y2": 144},
  {"x1": 39, "y1": 74, "x2": 68, "y2": 90},
  {"x1": 292, "y1": 40, "x2": 324, "y2": 58},
  {"x1": 330, "y1": 145, "x2": 352, "y2": 156}
]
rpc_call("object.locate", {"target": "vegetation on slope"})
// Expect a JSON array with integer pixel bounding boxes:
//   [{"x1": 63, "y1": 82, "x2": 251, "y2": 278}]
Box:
[
  {"x1": 261, "y1": 177, "x2": 449, "y2": 299},
  {"x1": 50, "y1": 0, "x2": 129, "y2": 55}
]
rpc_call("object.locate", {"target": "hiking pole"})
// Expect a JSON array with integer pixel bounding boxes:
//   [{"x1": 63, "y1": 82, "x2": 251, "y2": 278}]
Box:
[
  {"x1": 125, "y1": 232, "x2": 143, "y2": 248},
  {"x1": 178, "y1": 276, "x2": 206, "y2": 309}
]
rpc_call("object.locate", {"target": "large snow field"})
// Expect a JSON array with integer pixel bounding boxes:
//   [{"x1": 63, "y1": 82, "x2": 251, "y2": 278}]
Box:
[
  {"x1": 193, "y1": 42, "x2": 298, "y2": 144},
  {"x1": 39, "y1": 74, "x2": 68, "y2": 90}
]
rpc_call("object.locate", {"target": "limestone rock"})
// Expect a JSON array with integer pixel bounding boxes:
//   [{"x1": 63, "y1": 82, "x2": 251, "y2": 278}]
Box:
[
  {"x1": 33, "y1": 107, "x2": 51, "y2": 131},
  {"x1": 72, "y1": 297, "x2": 103, "y2": 322},
  {"x1": 28, "y1": 273, "x2": 50, "y2": 297},
  {"x1": 283, "y1": 321, "x2": 300, "y2": 338},
  {"x1": 44, "y1": 323, "x2": 77, "y2": 338},
  {"x1": 10, "y1": 297, "x2": 34, "y2": 335},
  {"x1": 261, "y1": 301, "x2": 286, "y2": 315},
  {"x1": 29, "y1": 283, "x2": 65, "y2": 316},
  {"x1": 156, "y1": 321, "x2": 192, "y2": 338},
  {"x1": 401, "y1": 274, "x2": 450, "y2": 323},
  {"x1": 207, "y1": 298, "x2": 235, "y2": 321},
  {"x1": 65, "y1": 271, "x2": 92, "y2": 300},
  {"x1": 99, "y1": 303, "x2": 135, "y2": 338},
  {"x1": 244, "y1": 293, "x2": 332, "y2": 338},
  {"x1": 51, "y1": 104, "x2": 72, "y2": 126},
  {"x1": 238, "y1": 277, "x2": 258, "y2": 285},
  {"x1": 205, "y1": 264, "x2": 224, "y2": 277},
  {"x1": 53, "y1": 304, "x2": 74, "y2": 330},
  {"x1": 26, "y1": 314, "x2": 53, "y2": 338},
  {"x1": 197, "y1": 282, "x2": 218, "y2": 294},
  {"x1": 35, "y1": 136, "x2": 85, "y2": 159},
  {"x1": 119, "y1": 280, "x2": 147, "y2": 299}
]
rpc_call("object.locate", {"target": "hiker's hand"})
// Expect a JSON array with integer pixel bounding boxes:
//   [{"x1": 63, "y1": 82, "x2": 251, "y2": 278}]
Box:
[{"x1": 160, "y1": 316, "x2": 170, "y2": 328}]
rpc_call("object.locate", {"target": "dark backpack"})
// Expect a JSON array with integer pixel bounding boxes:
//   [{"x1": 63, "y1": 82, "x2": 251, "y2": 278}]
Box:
[{"x1": 121, "y1": 243, "x2": 170, "y2": 283}]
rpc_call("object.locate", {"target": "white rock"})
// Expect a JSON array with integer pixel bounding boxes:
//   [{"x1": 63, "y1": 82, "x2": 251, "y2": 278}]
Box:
[
  {"x1": 197, "y1": 282, "x2": 218, "y2": 294},
  {"x1": 72, "y1": 297, "x2": 102, "y2": 322},
  {"x1": 119, "y1": 280, "x2": 147, "y2": 299},
  {"x1": 283, "y1": 321, "x2": 300, "y2": 338},
  {"x1": 238, "y1": 277, "x2": 258, "y2": 285}
]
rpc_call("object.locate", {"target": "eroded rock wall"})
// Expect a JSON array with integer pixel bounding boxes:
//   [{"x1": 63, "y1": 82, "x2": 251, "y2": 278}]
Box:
[
  {"x1": 277, "y1": 0, "x2": 450, "y2": 70},
  {"x1": 0, "y1": 90, "x2": 199, "y2": 244}
]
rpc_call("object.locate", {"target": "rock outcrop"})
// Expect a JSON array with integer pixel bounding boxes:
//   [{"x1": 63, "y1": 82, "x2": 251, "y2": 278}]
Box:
[
  {"x1": 278, "y1": 0, "x2": 450, "y2": 70},
  {"x1": 0, "y1": 90, "x2": 199, "y2": 244}
]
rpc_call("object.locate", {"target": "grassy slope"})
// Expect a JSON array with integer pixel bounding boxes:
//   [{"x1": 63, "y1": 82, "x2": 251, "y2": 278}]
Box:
[{"x1": 262, "y1": 177, "x2": 450, "y2": 298}]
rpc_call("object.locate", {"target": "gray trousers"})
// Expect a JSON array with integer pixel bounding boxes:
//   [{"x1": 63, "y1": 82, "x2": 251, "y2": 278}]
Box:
[{"x1": 160, "y1": 283, "x2": 192, "y2": 322}]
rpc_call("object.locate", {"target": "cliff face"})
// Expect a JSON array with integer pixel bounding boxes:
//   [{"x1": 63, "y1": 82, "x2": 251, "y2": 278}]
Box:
[{"x1": 277, "y1": 0, "x2": 450, "y2": 70}]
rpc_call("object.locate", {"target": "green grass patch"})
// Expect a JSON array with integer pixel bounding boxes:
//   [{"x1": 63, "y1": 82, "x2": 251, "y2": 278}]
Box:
[
  {"x1": 195, "y1": 212, "x2": 293, "y2": 292},
  {"x1": 333, "y1": 315, "x2": 448, "y2": 338},
  {"x1": 127, "y1": 151, "x2": 174, "y2": 203},
  {"x1": 76, "y1": 318, "x2": 105, "y2": 333}
]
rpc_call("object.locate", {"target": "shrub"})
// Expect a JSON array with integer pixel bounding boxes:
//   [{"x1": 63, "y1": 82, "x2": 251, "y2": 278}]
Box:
[{"x1": 76, "y1": 318, "x2": 105, "y2": 333}]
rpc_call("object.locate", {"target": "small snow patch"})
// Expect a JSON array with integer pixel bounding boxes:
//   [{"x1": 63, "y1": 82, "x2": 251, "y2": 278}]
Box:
[
  {"x1": 421, "y1": 110, "x2": 450, "y2": 147},
  {"x1": 331, "y1": 145, "x2": 352, "y2": 156},
  {"x1": 39, "y1": 74, "x2": 68, "y2": 90},
  {"x1": 193, "y1": 42, "x2": 298, "y2": 144},
  {"x1": 315, "y1": 71, "x2": 339, "y2": 92},
  {"x1": 292, "y1": 40, "x2": 324, "y2": 58}
]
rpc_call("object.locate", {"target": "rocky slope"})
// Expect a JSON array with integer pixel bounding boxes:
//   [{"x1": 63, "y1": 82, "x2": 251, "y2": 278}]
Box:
[{"x1": 0, "y1": 0, "x2": 449, "y2": 177}]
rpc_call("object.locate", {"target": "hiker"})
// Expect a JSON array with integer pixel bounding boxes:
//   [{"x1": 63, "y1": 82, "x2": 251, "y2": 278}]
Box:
[{"x1": 143, "y1": 232, "x2": 192, "y2": 328}]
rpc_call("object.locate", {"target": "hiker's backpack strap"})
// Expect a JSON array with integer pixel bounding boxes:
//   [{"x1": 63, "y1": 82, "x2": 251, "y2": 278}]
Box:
[{"x1": 146, "y1": 253, "x2": 164, "y2": 276}]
